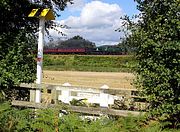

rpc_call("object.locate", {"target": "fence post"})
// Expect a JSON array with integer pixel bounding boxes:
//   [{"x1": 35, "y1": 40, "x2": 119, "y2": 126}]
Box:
[
  {"x1": 58, "y1": 83, "x2": 72, "y2": 104},
  {"x1": 100, "y1": 85, "x2": 109, "y2": 108},
  {"x1": 30, "y1": 89, "x2": 36, "y2": 102}
]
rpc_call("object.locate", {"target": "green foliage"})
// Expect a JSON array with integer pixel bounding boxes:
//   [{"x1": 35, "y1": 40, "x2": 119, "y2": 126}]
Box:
[
  {"x1": 0, "y1": 0, "x2": 37, "y2": 34},
  {"x1": 0, "y1": 102, "x2": 33, "y2": 132},
  {"x1": 0, "y1": 32, "x2": 36, "y2": 88},
  {"x1": 70, "y1": 99, "x2": 88, "y2": 107},
  {"x1": 0, "y1": 0, "x2": 38, "y2": 91},
  {"x1": 121, "y1": 0, "x2": 180, "y2": 126},
  {"x1": 1, "y1": 102, "x2": 180, "y2": 131},
  {"x1": 44, "y1": 55, "x2": 136, "y2": 72},
  {"x1": 0, "y1": 0, "x2": 71, "y2": 98},
  {"x1": 30, "y1": 108, "x2": 59, "y2": 132},
  {"x1": 59, "y1": 114, "x2": 87, "y2": 132}
]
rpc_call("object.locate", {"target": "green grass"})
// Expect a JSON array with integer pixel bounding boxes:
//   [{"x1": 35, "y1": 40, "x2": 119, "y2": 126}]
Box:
[{"x1": 43, "y1": 55, "x2": 136, "y2": 72}]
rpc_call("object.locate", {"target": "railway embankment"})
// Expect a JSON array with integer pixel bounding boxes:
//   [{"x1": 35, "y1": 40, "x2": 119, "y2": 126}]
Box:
[{"x1": 44, "y1": 55, "x2": 136, "y2": 72}]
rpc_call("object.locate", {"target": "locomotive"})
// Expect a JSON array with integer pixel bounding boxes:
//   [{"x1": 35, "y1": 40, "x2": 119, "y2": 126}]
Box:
[{"x1": 43, "y1": 45, "x2": 126, "y2": 55}]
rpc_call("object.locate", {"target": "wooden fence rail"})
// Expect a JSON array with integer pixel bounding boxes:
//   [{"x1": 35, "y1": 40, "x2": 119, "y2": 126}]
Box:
[{"x1": 12, "y1": 100, "x2": 145, "y2": 117}]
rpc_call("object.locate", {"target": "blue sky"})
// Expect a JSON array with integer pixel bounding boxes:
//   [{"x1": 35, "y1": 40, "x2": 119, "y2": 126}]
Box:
[
  {"x1": 59, "y1": 0, "x2": 138, "y2": 20},
  {"x1": 50, "y1": 0, "x2": 139, "y2": 46},
  {"x1": 87, "y1": 0, "x2": 139, "y2": 16}
]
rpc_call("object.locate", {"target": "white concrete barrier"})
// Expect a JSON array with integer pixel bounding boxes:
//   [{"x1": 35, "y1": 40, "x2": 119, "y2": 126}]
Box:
[
  {"x1": 58, "y1": 89, "x2": 71, "y2": 104},
  {"x1": 57, "y1": 84, "x2": 121, "y2": 108}
]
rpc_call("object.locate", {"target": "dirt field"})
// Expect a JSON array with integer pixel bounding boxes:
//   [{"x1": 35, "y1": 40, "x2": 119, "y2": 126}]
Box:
[{"x1": 43, "y1": 70, "x2": 135, "y2": 89}]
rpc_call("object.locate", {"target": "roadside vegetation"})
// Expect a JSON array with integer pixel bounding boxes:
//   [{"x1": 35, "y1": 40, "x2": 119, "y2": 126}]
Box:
[
  {"x1": 119, "y1": 0, "x2": 180, "y2": 128},
  {"x1": 44, "y1": 55, "x2": 136, "y2": 72},
  {"x1": 1, "y1": 101, "x2": 180, "y2": 132}
]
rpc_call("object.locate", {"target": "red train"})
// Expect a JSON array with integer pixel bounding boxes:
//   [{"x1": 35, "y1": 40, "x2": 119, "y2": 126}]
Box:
[
  {"x1": 43, "y1": 46, "x2": 126, "y2": 55},
  {"x1": 43, "y1": 48, "x2": 86, "y2": 54}
]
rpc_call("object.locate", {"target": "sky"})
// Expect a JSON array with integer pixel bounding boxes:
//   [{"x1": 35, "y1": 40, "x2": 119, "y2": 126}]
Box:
[{"x1": 49, "y1": 0, "x2": 139, "y2": 46}]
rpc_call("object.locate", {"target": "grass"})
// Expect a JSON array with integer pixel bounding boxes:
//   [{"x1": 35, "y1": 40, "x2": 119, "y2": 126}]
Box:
[
  {"x1": 44, "y1": 65, "x2": 129, "y2": 72},
  {"x1": 43, "y1": 55, "x2": 136, "y2": 72}
]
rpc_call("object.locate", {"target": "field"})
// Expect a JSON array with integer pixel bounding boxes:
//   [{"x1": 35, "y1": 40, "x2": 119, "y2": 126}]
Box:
[
  {"x1": 42, "y1": 70, "x2": 135, "y2": 89},
  {"x1": 43, "y1": 55, "x2": 136, "y2": 89},
  {"x1": 43, "y1": 55, "x2": 136, "y2": 72}
]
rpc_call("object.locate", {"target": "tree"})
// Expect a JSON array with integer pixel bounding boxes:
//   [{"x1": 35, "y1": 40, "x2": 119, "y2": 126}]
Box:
[
  {"x1": 60, "y1": 35, "x2": 96, "y2": 48},
  {"x1": 0, "y1": 0, "x2": 71, "y2": 98},
  {"x1": 118, "y1": 40, "x2": 133, "y2": 54},
  {"x1": 71, "y1": 35, "x2": 84, "y2": 40},
  {"x1": 122, "y1": 0, "x2": 180, "y2": 125},
  {"x1": 45, "y1": 35, "x2": 96, "y2": 49}
]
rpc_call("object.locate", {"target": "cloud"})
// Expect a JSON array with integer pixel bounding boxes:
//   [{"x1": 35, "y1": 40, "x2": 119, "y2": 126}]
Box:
[
  {"x1": 80, "y1": 1, "x2": 122, "y2": 28},
  {"x1": 67, "y1": 0, "x2": 85, "y2": 12},
  {"x1": 49, "y1": 1, "x2": 124, "y2": 46}
]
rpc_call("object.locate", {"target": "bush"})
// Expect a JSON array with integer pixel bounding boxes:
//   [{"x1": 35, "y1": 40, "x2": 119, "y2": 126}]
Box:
[
  {"x1": 1, "y1": 102, "x2": 180, "y2": 131},
  {"x1": 121, "y1": 0, "x2": 180, "y2": 127}
]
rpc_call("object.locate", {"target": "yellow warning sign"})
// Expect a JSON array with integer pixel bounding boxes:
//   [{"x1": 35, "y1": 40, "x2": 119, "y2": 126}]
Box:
[
  {"x1": 28, "y1": 8, "x2": 55, "y2": 20},
  {"x1": 28, "y1": 9, "x2": 38, "y2": 17}
]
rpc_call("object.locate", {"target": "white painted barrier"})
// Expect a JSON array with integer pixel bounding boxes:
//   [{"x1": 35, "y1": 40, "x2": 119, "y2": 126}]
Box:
[
  {"x1": 56, "y1": 84, "x2": 122, "y2": 108},
  {"x1": 58, "y1": 90, "x2": 70, "y2": 104}
]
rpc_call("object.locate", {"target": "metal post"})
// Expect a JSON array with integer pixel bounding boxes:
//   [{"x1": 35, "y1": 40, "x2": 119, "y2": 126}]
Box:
[{"x1": 35, "y1": 17, "x2": 45, "y2": 103}]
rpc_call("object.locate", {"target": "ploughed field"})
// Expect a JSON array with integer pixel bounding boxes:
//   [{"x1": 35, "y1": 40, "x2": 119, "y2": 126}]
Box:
[{"x1": 43, "y1": 70, "x2": 135, "y2": 89}]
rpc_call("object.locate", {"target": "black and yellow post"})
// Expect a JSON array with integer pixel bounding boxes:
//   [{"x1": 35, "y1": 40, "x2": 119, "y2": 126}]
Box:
[
  {"x1": 28, "y1": 8, "x2": 55, "y2": 20},
  {"x1": 28, "y1": 9, "x2": 55, "y2": 103}
]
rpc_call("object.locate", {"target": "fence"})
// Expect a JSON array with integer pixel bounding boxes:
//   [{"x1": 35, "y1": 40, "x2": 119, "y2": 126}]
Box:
[{"x1": 19, "y1": 83, "x2": 147, "y2": 111}]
